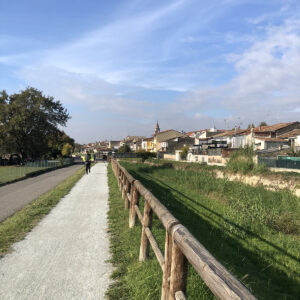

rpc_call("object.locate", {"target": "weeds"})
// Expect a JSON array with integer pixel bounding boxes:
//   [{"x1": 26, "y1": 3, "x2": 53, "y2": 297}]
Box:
[{"x1": 120, "y1": 161, "x2": 300, "y2": 300}]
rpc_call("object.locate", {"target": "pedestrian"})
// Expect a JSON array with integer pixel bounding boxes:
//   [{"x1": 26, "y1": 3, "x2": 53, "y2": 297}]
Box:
[{"x1": 85, "y1": 152, "x2": 91, "y2": 174}]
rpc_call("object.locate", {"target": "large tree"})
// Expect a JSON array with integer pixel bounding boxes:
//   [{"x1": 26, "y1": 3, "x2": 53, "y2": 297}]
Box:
[{"x1": 0, "y1": 87, "x2": 70, "y2": 159}]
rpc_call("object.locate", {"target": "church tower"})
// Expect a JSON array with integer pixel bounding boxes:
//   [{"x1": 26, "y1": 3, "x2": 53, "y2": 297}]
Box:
[{"x1": 154, "y1": 121, "x2": 160, "y2": 135}]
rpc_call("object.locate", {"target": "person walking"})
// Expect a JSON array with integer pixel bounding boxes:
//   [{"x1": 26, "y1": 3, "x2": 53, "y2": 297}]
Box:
[{"x1": 85, "y1": 152, "x2": 91, "y2": 174}]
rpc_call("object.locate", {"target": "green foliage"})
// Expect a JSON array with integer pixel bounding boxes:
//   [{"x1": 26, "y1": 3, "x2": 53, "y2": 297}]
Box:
[
  {"x1": 180, "y1": 146, "x2": 190, "y2": 160},
  {"x1": 61, "y1": 143, "x2": 73, "y2": 157},
  {"x1": 136, "y1": 150, "x2": 156, "y2": 162},
  {"x1": 259, "y1": 121, "x2": 268, "y2": 126},
  {"x1": 0, "y1": 87, "x2": 71, "y2": 159},
  {"x1": 118, "y1": 144, "x2": 131, "y2": 153},
  {"x1": 226, "y1": 145, "x2": 257, "y2": 174},
  {"x1": 74, "y1": 143, "x2": 82, "y2": 153}
]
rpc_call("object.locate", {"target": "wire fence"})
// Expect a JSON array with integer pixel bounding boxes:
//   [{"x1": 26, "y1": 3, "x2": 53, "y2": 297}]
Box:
[
  {"x1": 258, "y1": 156, "x2": 300, "y2": 170},
  {"x1": 0, "y1": 158, "x2": 74, "y2": 184}
]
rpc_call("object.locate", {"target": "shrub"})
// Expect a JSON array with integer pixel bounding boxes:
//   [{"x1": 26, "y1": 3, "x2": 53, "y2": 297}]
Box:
[
  {"x1": 180, "y1": 146, "x2": 190, "y2": 160},
  {"x1": 226, "y1": 145, "x2": 255, "y2": 174},
  {"x1": 136, "y1": 150, "x2": 156, "y2": 162},
  {"x1": 118, "y1": 144, "x2": 131, "y2": 153}
]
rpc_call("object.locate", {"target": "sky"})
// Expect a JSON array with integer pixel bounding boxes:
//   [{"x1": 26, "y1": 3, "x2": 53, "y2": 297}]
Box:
[{"x1": 1, "y1": 0, "x2": 300, "y2": 143}]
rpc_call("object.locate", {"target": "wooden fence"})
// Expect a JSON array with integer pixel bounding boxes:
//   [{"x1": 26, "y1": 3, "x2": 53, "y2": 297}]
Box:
[{"x1": 110, "y1": 159, "x2": 257, "y2": 300}]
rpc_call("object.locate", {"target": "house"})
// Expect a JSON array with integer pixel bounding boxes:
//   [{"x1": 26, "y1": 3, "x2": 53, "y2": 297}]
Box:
[
  {"x1": 254, "y1": 137, "x2": 289, "y2": 150},
  {"x1": 153, "y1": 129, "x2": 183, "y2": 152},
  {"x1": 141, "y1": 137, "x2": 153, "y2": 152},
  {"x1": 108, "y1": 141, "x2": 121, "y2": 151},
  {"x1": 162, "y1": 136, "x2": 194, "y2": 153},
  {"x1": 212, "y1": 129, "x2": 250, "y2": 149},
  {"x1": 277, "y1": 129, "x2": 300, "y2": 152},
  {"x1": 296, "y1": 134, "x2": 300, "y2": 151},
  {"x1": 194, "y1": 128, "x2": 225, "y2": 145},
  {"x1": 253, "y1": 122, "x2": 300, "y2": 138},
  {"x1": 121, "y1": 136, "x2": 145, "y2": 151}
]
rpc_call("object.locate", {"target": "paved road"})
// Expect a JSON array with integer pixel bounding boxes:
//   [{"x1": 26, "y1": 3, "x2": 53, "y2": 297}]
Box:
[
  {"x1": 0, "y1": 164, "x2": 83, "y2": 222},
  {"x1": 0, "y1": 163, "x2": 112, "y2": 299}
]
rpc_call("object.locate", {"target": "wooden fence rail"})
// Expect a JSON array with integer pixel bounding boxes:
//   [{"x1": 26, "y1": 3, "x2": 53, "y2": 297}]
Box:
[{"x1": 110, "y1": 158, "x2": 257, "y2": 300}]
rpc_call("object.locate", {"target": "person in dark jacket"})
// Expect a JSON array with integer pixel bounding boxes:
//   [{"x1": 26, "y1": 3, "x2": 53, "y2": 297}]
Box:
[{"x1": 85, "y1": 152, "x2": 91, "y2": 174}]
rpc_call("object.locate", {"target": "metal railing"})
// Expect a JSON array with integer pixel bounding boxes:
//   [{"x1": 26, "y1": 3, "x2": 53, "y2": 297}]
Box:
[{"x1": 111, "y1": 158, "x2": 256, "y2": 300}]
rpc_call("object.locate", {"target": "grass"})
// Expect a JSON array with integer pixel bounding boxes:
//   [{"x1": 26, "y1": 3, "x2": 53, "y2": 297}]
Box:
[
  {"x1": 0, "y1": 160, "x2": 74, "y2": 185},
  {"x1": 106, "y1": 164, "x2": 215, "y2": 300},
  {"x1": 119, "y1": 157, "x2": 300, "y2": 186},
  {"x1": 0, "y1": 166, "x2": 45, "y2": 184},
  {"x1": 115, "y1": 161, "x2": 300, "y2": 300},
  {"x1": 0, "y1": 166, "x2": 85, "y2": 257}
]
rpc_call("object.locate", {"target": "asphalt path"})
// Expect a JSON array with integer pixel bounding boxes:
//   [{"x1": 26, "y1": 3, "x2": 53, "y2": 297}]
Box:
[
  {"x1": 0, "y1": 163, "x2": 112, "y2": 299},
  {"x1": 0, "y1": 163, "x2": 83, "y2": 222}
]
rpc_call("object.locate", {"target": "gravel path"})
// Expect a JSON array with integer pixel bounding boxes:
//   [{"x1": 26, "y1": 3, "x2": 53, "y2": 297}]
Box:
[
  {"x1": 0, "y1": 163, "x2": 112, "y2": 300},
  {"x1": 0, "y1": 164, "x2": 83, "y2": 222}
]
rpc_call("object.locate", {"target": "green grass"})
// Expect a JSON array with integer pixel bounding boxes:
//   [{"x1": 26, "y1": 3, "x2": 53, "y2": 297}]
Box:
[
  {"x1": 0, "y1": 160, "x2": 73, "y2": 185},
  {"x1": 0, "y1": 166, "x2": 45, "y2": 184},
  {"x1": 106, "y1": 164, "x2": 215, "y2": 300},
  {"x1": 0, "y1": 166, "x2": 85, "y2": 257},
  {"x1": 116, "y1": 161, "x2": 300, "y2": 300}
]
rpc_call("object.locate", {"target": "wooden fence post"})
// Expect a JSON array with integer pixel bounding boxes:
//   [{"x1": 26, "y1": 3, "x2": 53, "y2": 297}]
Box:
[
  {"x1": 119, "y1": 170, "x2": 123, "y2": 192},
  {"x1": 129, "y1": 184, "x2": 139, "y2": 228},
  {"x1": 122, "y1": 176, "x2": 126, "y2": 201},
  {"x1": 117, "y1": 166, "x2": 121, "y2": 188},
  {"x1": 168, "y1": 241, "x2": 187, "y2": 300},
  {"x1": 139, "y1": 200, "x2": 153, "y2": 261},
  {"x1": 161, "y1": 231, "x2": 173, "y2": 300},
  {"x1": 124, "y1": 180, "x2": 130, "y2": 209}
]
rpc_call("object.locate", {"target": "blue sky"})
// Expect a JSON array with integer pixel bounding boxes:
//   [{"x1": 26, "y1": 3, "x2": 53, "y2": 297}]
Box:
[{"x1": 1, "y1": 0, "x2": 300, "y2": 143}]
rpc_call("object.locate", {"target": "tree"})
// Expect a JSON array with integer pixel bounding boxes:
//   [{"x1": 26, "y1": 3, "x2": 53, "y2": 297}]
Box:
[
  {"x1": 118, "y1": 144, "x2": 131, "y2": 153},
  {"x1": 48, "y1": 130, "x2": 74, "y2": 158},
  {"x1": 247, "y1": 123, "x2": 255, "y2": 129},
  {"x1": 259, "y1": 121, "x2": 268, "y2": 127},
  {"x1": 61, "y1": 143, "x2": 73, "y2": 157},
  {"x1": 180, "y1": 146, "x2": 189, "y2": 160},
  {"x1": 74, "y1": 143, "x2": 82, "y2": 153},
  {"x1": 0, "y1": 87, "x2": 70, "y2": 159}
]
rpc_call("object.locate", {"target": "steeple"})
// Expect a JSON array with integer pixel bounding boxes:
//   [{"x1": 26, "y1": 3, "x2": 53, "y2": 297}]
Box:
[{"x1": 154, "y1": 121, "x2": 160, "y2": 135}]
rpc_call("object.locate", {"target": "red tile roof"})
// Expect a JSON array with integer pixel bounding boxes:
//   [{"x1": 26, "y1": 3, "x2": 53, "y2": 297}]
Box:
[
  {"x1": 277, "y1": 129, "x2": 300, "y2": 138},
  {"x1": 254, "y1": 122, "x2": 298, "y2": 133}
]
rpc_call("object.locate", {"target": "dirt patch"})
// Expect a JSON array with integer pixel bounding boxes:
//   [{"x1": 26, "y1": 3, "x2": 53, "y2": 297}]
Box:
[{"x1": 214, "y1": 170, "x2": 300, "y2": 197}]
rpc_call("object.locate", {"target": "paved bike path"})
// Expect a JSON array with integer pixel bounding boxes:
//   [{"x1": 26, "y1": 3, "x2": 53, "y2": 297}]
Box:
[
  {"x1": 0, "y1": 164, "x2": 83, "y2": 222},
  {"x1": 0, "y1": 163, "x2": 112, "y2": 299}
]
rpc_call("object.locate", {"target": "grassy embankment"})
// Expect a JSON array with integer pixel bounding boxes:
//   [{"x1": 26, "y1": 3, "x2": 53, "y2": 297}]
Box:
[
  {"x1": 0, "y1": 160, "x2": 76, "y2": 186},
  {"x1": 0, "y1": 166, "x2": 85, "y2": 257},
  {"x1": 0, "y1": 166, "x2": 48, "y2": 184},
  {"x1": 107, "y1": 161, "x2": 300, "y2": 300}
]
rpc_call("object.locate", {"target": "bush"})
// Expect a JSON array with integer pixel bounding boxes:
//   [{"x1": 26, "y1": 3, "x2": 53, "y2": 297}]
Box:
[
  {"x1": 180, "y1": 146, "x2": 190, "y2": 160},
  {"x1": 118, "y1": 144, "x2": 131, "y2": 153},
  {"x1": 226, "y1": 145, "x2": 255, "y2": 174},
  {"x1": 136, "y1": 150, "x2": 156, "y2": 162}
]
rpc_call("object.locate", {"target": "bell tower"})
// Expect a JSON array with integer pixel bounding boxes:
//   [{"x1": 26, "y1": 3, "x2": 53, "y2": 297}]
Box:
[{"x1": 154, "y1": 121, "x2": 160, "y2": 135}]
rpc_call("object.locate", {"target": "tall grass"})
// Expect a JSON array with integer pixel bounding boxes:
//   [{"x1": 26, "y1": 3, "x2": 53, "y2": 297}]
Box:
[
  {"x1": 120, "y1": 161, "x2": 300, "y2": 300},
  {"x1": 226, "y1": 145, "x2": 268, "y2": 174}
]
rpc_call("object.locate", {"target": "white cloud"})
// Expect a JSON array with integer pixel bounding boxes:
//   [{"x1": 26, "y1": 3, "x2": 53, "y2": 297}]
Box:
[{"x1": 177, "y1": 19, "x2": 300, "y2": 127}]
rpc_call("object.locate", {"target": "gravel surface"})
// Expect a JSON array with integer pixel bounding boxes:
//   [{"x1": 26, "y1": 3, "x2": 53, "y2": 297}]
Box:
[
  {"x1": 0, "y1": 164, "x2": 83, "y2": 222},
  {"x1": 0, "y1": 163, "x2": 112, "y2": 300}
]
